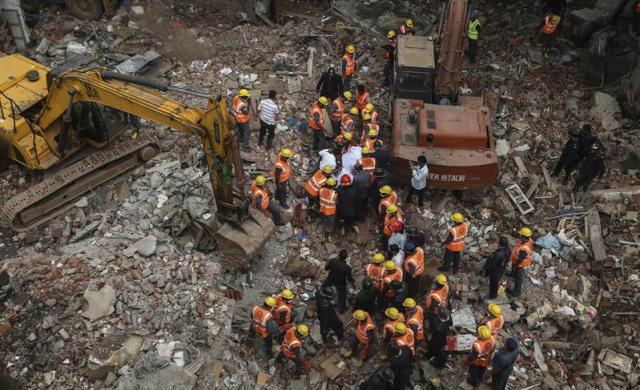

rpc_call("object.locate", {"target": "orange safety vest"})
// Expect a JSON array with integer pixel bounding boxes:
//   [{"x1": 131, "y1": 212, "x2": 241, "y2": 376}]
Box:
[
  {"x1": 272, "y1": 156, "x2": 291, "y2": 183},
  {"x1": 407, "y1": 306, "x2": 425, "y2": 341},
  {"x1": 394, "y1": 328, "x2": 416, "y2": 356},
  {"x1": 309, "y1": 103, "x2": 325, "y2": 130},
  {"x1": 399, "y1": 24, "x2": 412, "y2": 35},
  {"x1": 486, "y1": 315, "x2": 504, "y2": 337},
  {"x1": 251, "y1": 185, "x2": 269, "y2": 210},
  {"x1": 340, "y1": 114, "x2": 355, "y2": 134},
  {"x1": 251, "y1": 306, "x2": 273, "y2": 338},
  {"x1": 362, "y1": 123, "x2": 380, "y2": 144},
  {"x1": 403, "y1": 247, "x2": 425, "y2": 276},
  {"x1": 273, "y1": 295, "x2": 293, "y2": 326},
  {"x1": 358, "y1": 157, "x2": 376, "y2": 173},
  {"x1": 280, "y1": 327, "x2": 302, "y2": 359},
  {"x1": 355, "y1": 91, "x2": 369, "y2": 111},
  {"x1": 383, "y1": 313, "x2": 406, "y2": 340},
  {"x1": 471, "y1": 338, "x2": 495, "y2": 367},
  {"x1": 378, "y1": 192, "x2": 398, "y2": 215},
  {"x1": 304, "y1": 170, "x2": 327, "y2": 197},
  {"x1": 369, "y1": 111, "x2": 379, "y2": 124},
  {"x1": 363, "y1": 138, "x2": 377, "y2": 152},
  {"x1": 342, "y1": 54, "x2": 356, "y2": 77},
  {"x1": 447, "y1": 223, "x2": 468, "y2": 252},
  {"x1": 541, "y1": 15, "x2": 559, "y2": 35},
  {"x1": 382, "y1": 269, "x2": 403, "y2": 297},
  {"x1": 366, "y1": 264, "x2": 385, "y2": 291},
  {"x1": 355, "y1": 313, "x2": 376, "y2": 344},
  {"x1": 330, "y1": 98, "x2": 345, "y2": 121},
  {"x1": 510, "y1": 239, "x2": 533, "y2": 268},
  {"x1": 383, "y1": 211, "x2": 404, "y2": 237},
  {"x1": 232, "y1": 95, "x2": 251, "y2": 124},
  {"x1": 425, "y1": 284, "x2": 449, "y2": 311},
  {"x1": 319, "y1": 187, "x2": 337, "y2": 216}
]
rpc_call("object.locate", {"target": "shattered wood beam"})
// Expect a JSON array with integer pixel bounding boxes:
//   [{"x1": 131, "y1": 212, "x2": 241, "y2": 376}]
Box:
[
  {"x1": 307, "y1": 47, "x2": 316, "y2": 78},
  {"x1": 586, "y1": 211, "x2": 607, "y2": 262},
  {"x1": 526, "y1": 175, "x2": 541, "y2": 199},
  {"x1": 542, "y1": 165, "x2": 555, "y2": 192}
]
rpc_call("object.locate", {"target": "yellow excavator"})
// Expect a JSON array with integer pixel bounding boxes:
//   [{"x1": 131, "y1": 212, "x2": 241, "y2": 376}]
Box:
[{"x1": 0, "y1": 53, "x2": 274, "y2": 263}]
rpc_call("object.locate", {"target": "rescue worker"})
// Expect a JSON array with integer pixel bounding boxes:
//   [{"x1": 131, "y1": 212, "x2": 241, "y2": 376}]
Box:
[
  {"x1": 439, "y1": 212, "x2": 468, "y2": 274},
  {"x1": 466, "y1": 326, "x2": 495, "y2": 387},
  {"x1": 392, "y1": 322, "x2": 415, "y2": 358},
  {"x1": 403, "y1": 298, "x2": 425, "y2": 346},
  {"x1": 367, "y1": 253, "x2": 386, "y2": 295},
  {"x1": 389, "y1": 343, "x2": 414, "y2": 390},
  {"x1": 273, "y1": 148, "x2": 293, "y2": 209},
  {"x1": 233, "y1": 88, "x2": 252, "y2": 151},
  {"x1": 362, "y1": 123, "x2": 381, "y2": 152},
  {"x1": 426, "y1": 306, "x2": 451, "y2": 368},
  {"x1": 251, "y1": 175, "x2": 284, "y2": 226},
  {"x1": 274, "y1": 289, "x2": 295, "y2": 335},
  {"x1": 381, "y1": 261, "x2": 404, "y2": 309},
  {"x1": 490, "y1": 338, "x2": 520, "y2": 390},
  {"x1": 389, "y1": 280, "x2": 409, "y2": 310},
  {"x1": 358, "y1": 147, "x2": 376, "y2": 174},
  {"x1": 383, "y1": 205, "x2": 404, "y2": 247},
  {"x1": 345, "y1": 309, "x2": 376, "y2": 367},
  {"x1": 539, "y1": 14, "x2": 561, "y2": 59},
  {"x1": 304, "y1": 164, "x2": 333, "y2": 210},
  {"x1": 552, "y1": 128, "x2": 581, "y2": 185},
  {"x1": 381, "y1": 307, "x2": 405, "y2": 360},
  {"x1": 335, "y1": 131, "x2": 355, "y2": 155},
  {"x1": 341, "y1": 107, "x2": 358, "y2": 135},
  {"x1": 482, "y1": 304, "x2": 504, "y2": 340},
  {"x1": 250, "y1": 296, "x2": 279, "y2": 355},
  {"x1": 337, "y1": 174, "x2": 359, "y2": 232},
  {"x1": 378, "y1": 186, "x2": 398, "y2": 216},
  {"x1": 360, "y1": 367, "x2": 395, "y2": 390},
  {"x1": 508, "y1": 227, "x2": 533, "y2": 298},
  {"x1": 574, "y1": 144, "x2": 605, "y2": 193},
  {"x1": 322, "y1": 249, "x2": 355, "y2": 313},
  {"x1": 467, "y1": 10, "x2": 481, "y2": 64},
  {"x1": 328, "y1": 91, "x2": 352, "y2": 137},
  {"x1": 483, "y1": 236, "x2": 511, "y2": 299},
  {"x1": 319, "y1": 177, "x2": 338, "y2": 239},
  {"x1": 383, "y1": 30, "x2": 397, "y2": 86},
  {"x1": 355, "y1": 85, "x2": 370, "y2": 112},
  {"x1": 398, "y1": 18, "x2": 415, "y2": 36},
  {"x1": 278, "y1": 324, "x2": 311, "y2": 376},
  {"x1": 403, "y1": 242, "x2": 424, "y2": 298},
  {"x1": 363, "y1": 103, "x2": 380, "y2": 124},
  {"x1": 353, "y1": 278, "x2": 377, "y2": 316},
  {"x1": 310, "y1": 96, "x2": 330, "y2": 151},
  {"x1": 316, "y1": 66, "x2": 344, "y2": 101},
  {"x1": 406, "y1": 155, "x2": 429, "y2": 208},
  {"x1": 425, "y1": 274, "x2": 449, "y2": 314},
  {"x1": 341, "y1": 44, "x2": 357, "y2": 90},
  {"x1": 353, "y1": 163, "x2": 372, "y2": 220},
  {"x1": 315, "y1": 286, "x2": 344, "y2": 344},
  {"x1": 577, "y1": 124, "x2": 597, "y2": 158}
]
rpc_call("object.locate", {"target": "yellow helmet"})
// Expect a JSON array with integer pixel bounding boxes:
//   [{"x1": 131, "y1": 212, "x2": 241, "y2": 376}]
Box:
[
  {"x1": 318, "y1": 96, "x2": 329, "y2": 106},
  {"x1": 372, "y1": 253, "x2": 385, "y2": 264},
  {"x1": 519, "y1": 227, "x2": 533, "y2": 238},
  {"x1": 362, "y1": 113, "x2": 372, "y2": 121},
  {"x1": 326, "y1": 177, "x2": 337, "y2": 186},
  {"x1": 384, "y1": 261, "x2": 396, "y2": 271},
  {"x1": 346, "y1": 44, "x2": 355, "y2": 54},
  {"x1": 365, "y1": 103, "x2": 374, "y2": 112},
  {"x1": 255, "y1": 175, "x2": 266, "y2": 186},
  {"x1": 368, "y1": 128, "x2": 378, "y2": 137},
  {"x1": 551, "y1": 15, "x2": 561, "y2": 24},
  {"x1": 362, "y1": 146, "x2": 371, "y2": 155},
  {"x1": 239, "y1": 89, "x2": 250, "y2": 97},
  {"x1": 387, "y1": 30, "x2": 396, "y2": 38},
  {"x1": 435, "y1": 274, "x2": 448, "y2": 285},
  {"x1": 405, "y1": 18, "x2": 414, "y2": 28},
  {"x1": 478, "y1": 326, "x2": 492, "y2": 341},
  {"x1": 451, "y1": 212, "x2": 464, "y2": 223},
  {"x1": 385, "y1": 307, "x2": 400, "y2": 320},
  {"x1": 343, "y1": 132, "x2": 353, "y2": 141},
  {"x1": 264, "y1": 296, "x2": 276, "y2": 307},
  {"x1": 281, "y1": 289, "x2": 295, "y2": 300},
  {"x1": 349, "y1": 107, "x2": 359, "y2": 115},
  {"x1": 297, "y1": 324, "x2": 310, "y2": 337},
  {"x1": 393, "y1": 322, "x2": 407, "y2": 334},
  {"x1": 379, "y1": 185, "x2": 392, "y2": 195},
  {"x1": 322, "y1": 164, "x2": 333, "y2": 174},
  {"x1": 353, "y1": 309, "x2": 367, "y2": 321},
  {"x1": 343, "y1": 91, "x2": 353, "y2": 100},
  {"x1": 280, "y1": 148, "x2": 294, "y2": 158},
  {"x1": 488, "y1": 304, "x2": 502, "y2": 317},
  {"x1": 386, "y1": 204, "x2": 398, "y2": 214},
  {"x1": 402, "y1": 298, "x2": 416, "y2": 309}
]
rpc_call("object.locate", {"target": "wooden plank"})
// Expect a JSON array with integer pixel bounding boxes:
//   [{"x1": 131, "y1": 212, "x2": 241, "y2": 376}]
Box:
[
  {"x1": 542, "y1": 165, "x2": 555, "y2": 192},
  {"x1": 526, "y1": 175, "x2": 541, "y2": 199},
  {"x1": 586, "y1": 211, "x2": 607, "y2": 262},
  {"x1": 513, "y1": 156, "x2": 529, "y2": 176}
]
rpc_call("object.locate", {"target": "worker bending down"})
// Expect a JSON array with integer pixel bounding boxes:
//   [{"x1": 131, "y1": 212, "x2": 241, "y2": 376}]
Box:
[
  {"x1": 250, "y1": 296, "x2": 279, "y2": 356},
  {"x1": 277, "y1": 324, "x2": 311, "y2": 376},
  {"x1": 344, "y1": 309, "x2": 376, "y2": 367},
  {"x1": 250, "y1": 175, "x2": 285, "y2": 226}
]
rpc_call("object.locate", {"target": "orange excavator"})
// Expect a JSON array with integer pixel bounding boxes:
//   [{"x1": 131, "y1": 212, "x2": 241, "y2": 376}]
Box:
[{"x1": 390, "y1": 0, "x2": 497, "y2": 190}]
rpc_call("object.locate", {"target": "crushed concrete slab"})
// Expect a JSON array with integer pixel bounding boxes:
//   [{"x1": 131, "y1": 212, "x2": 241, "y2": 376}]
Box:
[
  {"x1": 123, "y1": 236, "x2": 157, "y2": 257},
  {"x1": 81, "y1": 285, "x2": 116, "y2": 321}
]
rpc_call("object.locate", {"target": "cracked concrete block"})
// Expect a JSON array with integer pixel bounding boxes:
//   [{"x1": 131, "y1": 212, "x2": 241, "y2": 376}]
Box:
[{"x1": 82, "y1": 285, "x2": 116, "y2": 321}]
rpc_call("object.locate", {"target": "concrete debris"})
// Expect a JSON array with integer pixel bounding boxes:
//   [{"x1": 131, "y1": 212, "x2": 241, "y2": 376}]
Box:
[
  {"x1": 123, "y1": 235, "x2": 157, "y2": 257},
  {"x1": 81, "y1": 285, "x2": 116, "y2": 322}
]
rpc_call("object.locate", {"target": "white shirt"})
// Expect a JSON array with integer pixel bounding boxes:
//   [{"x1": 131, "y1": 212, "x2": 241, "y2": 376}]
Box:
[
  {"x1": 411, "y1": 163, "x2": 429, "y2": 190},
  {"x1": 257, "y1": 98, "x2": 279, "y2": 125},
  {"x1": 341, "y1": 146, "x2": 362, "y2": 173},
  {"x1": 318, "y1": 149, "x2": 337, "y2": 170}
]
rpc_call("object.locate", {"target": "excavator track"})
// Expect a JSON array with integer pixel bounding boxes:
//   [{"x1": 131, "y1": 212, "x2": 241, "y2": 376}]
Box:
[{"x1": 2, "y1": 133, "x2": 157, "y2": 232}]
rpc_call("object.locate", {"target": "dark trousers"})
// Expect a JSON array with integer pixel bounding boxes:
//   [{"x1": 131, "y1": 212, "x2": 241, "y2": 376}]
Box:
[
  {"x1": 634, "y1": 14, "x2": 640, "y2": 35},
  {"x1": 426, "y1": 340, "x2": 447, "y2": 368},
  {"x1": 275, "y1": 181, "x2": 289, "y2": 208},
  {"x1": 511, "y1": 267, "x2": 525, "y2": 297},
  {"x1": 468, "y1": 38, "x2": 478, "y2": 64},
  {"x1": 318, "y1": 311, "x2": 344, "y2": 343},
  {"x1": 312, "y1": 129, "x2": 326, "y2": 151},
  {"x1": 488, "y1": 271, "x2": 502, "y2": 299},
  {"x1": 491, "y1": 370, "x2": 511, "y2": 390},
  {"x1": 573, "y1": 175, "x2": 594, "y2": 193},
  {"x1": 237, "y1": 121, "x2": 251, "y2": 150},
  {"x1": 406, "y1": 274, "x2": 421, "y2": 299},
  {"x1": 442, "y1": 249, "x2": 461, "y2": 273},
  {"x1": 331, "y1": 120, "x2": 341, "y2": 137},
  {"x1": 267, "y1": 202, "x2": 284, "y2": 225},
  {"x1": 350, "y1": 335, "x2": 372, "y2": 360},
  {"x1": 552, "y1": 160, "x2": 578, "y2": 184},
  {"x1": 467, "y1": 364, "x2": 487, "y2": 386},
  {"x1": 393, "y1": 367, "x2": 412, "y2": 390},
  {"x1": 322, "y1": 214, "x2": 336, "y2": 236},
  {"x1": 542, "y1": 34, "x2": 555, "y2": 55},
  {"x1": 249, "y1": 327, "x2": 273, "y2": 355},
  {"x1": 406, "y1": 186, "x2": 425, "y2": 207},
  {"x1": 322, "y1": 280, "x2": 348, "y2": 312},
  {"x1": 343, "y1": 75, "x2": 352, "y2": 91},
  {"x1": 259, "y1": 120, "x2": 276, "y2": 150}
]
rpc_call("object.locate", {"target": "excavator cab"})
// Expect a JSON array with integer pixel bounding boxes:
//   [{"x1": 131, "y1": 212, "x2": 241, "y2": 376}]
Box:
[{"x1": 393, "y1": 36, "x2": 436, "y2": 103}]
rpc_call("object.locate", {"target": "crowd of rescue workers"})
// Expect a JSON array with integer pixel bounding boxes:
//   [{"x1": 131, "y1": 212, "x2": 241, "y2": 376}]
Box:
[{"x1": 227, "y1": 6, "x2": 611, "y2": 389}]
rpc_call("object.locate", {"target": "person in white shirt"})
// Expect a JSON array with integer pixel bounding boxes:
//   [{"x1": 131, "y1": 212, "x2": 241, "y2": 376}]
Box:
[
  {"x1": 407, "y1": 155, "x2": 428, "y2": 207},
  {"x1": 257, "y1": 90, "x2": 279, "y2": 150},
  {"x1": 318, "y1": 147, "x2": 337, "y2": 171}
]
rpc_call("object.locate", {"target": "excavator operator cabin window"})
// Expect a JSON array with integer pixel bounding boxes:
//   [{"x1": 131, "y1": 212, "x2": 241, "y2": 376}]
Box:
[{"x1": 398, "y1": 71, "x2": 427, "y2": 92}]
